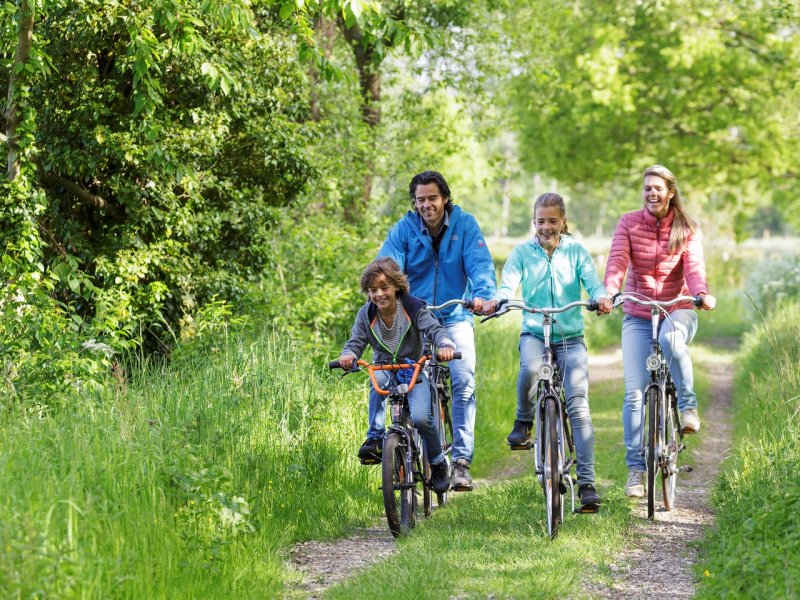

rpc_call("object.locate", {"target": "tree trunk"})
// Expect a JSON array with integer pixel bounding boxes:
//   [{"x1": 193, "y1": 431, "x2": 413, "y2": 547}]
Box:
[
  {"x1": 308, "y1": 16, "x2": 337, "y2": 122},
  {"x1": 6, "y1": 0, "x2": 35, "y2": 182},
  {"x1": 338, "y1": 17, "x2": 381, "y2": 223}
]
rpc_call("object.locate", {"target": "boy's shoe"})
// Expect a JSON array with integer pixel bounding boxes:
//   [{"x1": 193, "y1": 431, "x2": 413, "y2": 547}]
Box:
[
  {"x1": 578, "y1": 484, "x2": 601, "y2": 513},
  {"x1": 681, "y1": 408, "x2": 701, "y2": 434},
  {"x1": 507, "y1": 419, "x2": 533, "y2": 448},
  {"x1": 358, "y1": 437, "x2": 382, "y2": 463},
  {"x1": 430, "y1": 460, "x2": 451, "y2": 494},
  {"x1": 625, "y1": 470, "x2": 646, "y2": 497},
  {"x1": 451, "y1": 458, "x2": 474, "y2": 491}
]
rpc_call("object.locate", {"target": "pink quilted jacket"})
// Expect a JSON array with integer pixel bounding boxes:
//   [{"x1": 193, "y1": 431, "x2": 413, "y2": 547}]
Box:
[{"x1": 603, "y1": 208, "x2": 709, "y2": 320}]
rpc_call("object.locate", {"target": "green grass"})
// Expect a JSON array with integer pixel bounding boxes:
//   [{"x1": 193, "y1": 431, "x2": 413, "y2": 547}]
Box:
[{"x1": 695, "y1": 302, "x2": 800, "y2": 599}]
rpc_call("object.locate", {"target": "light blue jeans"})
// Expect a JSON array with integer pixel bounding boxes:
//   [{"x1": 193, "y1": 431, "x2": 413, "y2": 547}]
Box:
[
  {"x1": 445, "y1": 320, "x2": 477, "y2": 464},
  {"x1": 517, "y1": 334, "x2": 596, "y2": 486},
  {"x1": 621, "y1": 310, "x2": 699, "y2": 471},
  {"x1": 366, "y1": 371, "x2": 445, "y2": 465}
]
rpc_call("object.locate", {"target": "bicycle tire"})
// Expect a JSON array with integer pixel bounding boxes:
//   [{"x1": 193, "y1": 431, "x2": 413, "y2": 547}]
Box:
[
  {"x1": 382, "y1": 432, "x2": 416, "y2": 537},
  {"x1": 543, "y1": 395, "x2": 562, "y2": 539},
  {"x1": 646, "y1": 386, "x2": 659, "y2": 520},
  {"x1": 662, "y1": 387, "x2": 679, "y2": 510},
  {"x1": 422, "y1": 444, "x2": 433, "y2": 517}
]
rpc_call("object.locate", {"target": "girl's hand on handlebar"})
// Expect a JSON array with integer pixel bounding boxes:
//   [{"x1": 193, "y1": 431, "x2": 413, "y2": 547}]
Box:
[
  {"x1": 338, "y1": 354, "x2": 356, "y2": 370},
  {"x1": 699, "y1": 293, "x2": 716, "y2": 311},
  {"x1": 482, "y1": 299, "x2": 499, "y2": 315},
  {"x1": 597, "y1": 297, "x2": 613, "y2": 315},
  {"x1": 437, "y1": 347, "x2": 456, "y2": 362}
]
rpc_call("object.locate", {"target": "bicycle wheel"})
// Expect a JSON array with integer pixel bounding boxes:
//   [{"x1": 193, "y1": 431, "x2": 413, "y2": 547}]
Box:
[
  {"x1": 662, "y1": 389, "x2": 679, "y2": 510},
  {"x1": 646, "y1": 386, "x2": 660, "y2": 520},
  {"x1": 421, "y1": 444, "x2": 433, "y2": 517},
  {"x1": 382, "y1": 432, "x2": 417, "y2": 537},
  {"x1": 543, "y1": 396, "x2": 562, "y2": 539},
  {"x1": 433, "y1": 379, "x2": 453, "y2": 506}
]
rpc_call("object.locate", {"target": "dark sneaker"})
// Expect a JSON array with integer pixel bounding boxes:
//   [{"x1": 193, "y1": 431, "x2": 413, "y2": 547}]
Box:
[
  {"x1": 451, "y1": 458, "x2": 473, "y2": 491},
  {"x1": 507, "y1": 419, "x2": 533, "y2": 448},
  {"x1": 358, "y1": 437, "x2": 382, "y2": 463},
  {"x1": 430, "y1": 460, "x2": 451, "y2": 494},
  {"x1": 681, "y1": 408, "x2": 700, "y2": 434},
  {"x1": 578, "y1": 484, "x2": 601, "y2": 513}
]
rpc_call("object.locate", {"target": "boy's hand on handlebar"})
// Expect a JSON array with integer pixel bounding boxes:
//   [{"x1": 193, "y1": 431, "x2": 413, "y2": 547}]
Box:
[
  {"x1": 437, "y1": 347, "x2": 456, "y2": 362},
  {"x1": 338, "y1": 354, "x2": 356, "y2": 370},
  {"x1": 699, "y1": 293, "x2": 716, "y2": 311}
]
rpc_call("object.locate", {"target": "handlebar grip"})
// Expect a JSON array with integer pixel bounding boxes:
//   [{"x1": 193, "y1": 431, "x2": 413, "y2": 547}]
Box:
[
  {"x1": 463, "y1": 299, "x2": 474, "y2": 310},
  {"x1": 694, "y1": 296, "x2": 704, "y2": 308},
  {"x1": 328, "y1": 360, "x2": 342, "y2": 369},
  {"x1": 452, "y1": 351, "x2": 462, "y2": 360},
  {"x1": 586, "y1": 301, "x2": 600, "y2": 312}
]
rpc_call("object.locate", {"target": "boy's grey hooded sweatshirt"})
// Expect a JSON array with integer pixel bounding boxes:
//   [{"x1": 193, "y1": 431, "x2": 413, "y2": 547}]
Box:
[{"x1": 341, "y1": 293, "x2": 455, "y2": 363}]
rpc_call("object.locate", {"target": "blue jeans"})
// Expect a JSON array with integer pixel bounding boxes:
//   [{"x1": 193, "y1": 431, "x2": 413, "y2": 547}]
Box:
[
  {"x1": 445, "y1": 320, "x2": 477, "y2": 464},
  {"x1": 621, "y1": 310, "x2": 698, "y2": 471},
  {"x1": 366, "y1": 370, "x2": 445, "y2": 465},
  {"x1": 517, "y1": 334, "x2": 596, "y2": 486}
]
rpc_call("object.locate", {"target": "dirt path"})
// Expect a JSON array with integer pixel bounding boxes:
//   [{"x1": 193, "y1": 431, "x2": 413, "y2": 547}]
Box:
[
  {"x1": 582, "y1": 346, "x2": 734, "y2": 598},
  {"x1": 285, "y1": 345, "x2": 734, "y2": 599}
]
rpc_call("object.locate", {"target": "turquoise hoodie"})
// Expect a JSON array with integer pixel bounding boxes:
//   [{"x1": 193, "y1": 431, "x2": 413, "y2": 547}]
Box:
[{"x1": 495, "y1": 235, "x2": 608, "y2": 342}]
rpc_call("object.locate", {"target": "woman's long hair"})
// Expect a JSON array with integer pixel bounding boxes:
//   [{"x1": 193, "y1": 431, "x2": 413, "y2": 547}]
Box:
[{"x1": 643, "y1": 165, "x2": 697, "y2": 253}]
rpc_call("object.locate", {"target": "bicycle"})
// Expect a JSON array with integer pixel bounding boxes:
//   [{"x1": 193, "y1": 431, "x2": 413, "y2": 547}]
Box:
[
  {"x1": 482, "y1": 298, "x2": 599, "y2": 539},
  {"x1": 329, "y1": 348, "x2": 461, "y2": 537},
  {"x1": 612, "y1": 293, "x2": 704, "y2": 520}
]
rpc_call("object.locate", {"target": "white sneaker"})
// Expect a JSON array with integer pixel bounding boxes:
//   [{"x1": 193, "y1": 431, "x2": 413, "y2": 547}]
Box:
[
  {"x1": 681, "y1": 408, "x2": 700, "y2": 434},
  {"x1": 625, "y1": 470, "x2": 646, "y2": 497}
]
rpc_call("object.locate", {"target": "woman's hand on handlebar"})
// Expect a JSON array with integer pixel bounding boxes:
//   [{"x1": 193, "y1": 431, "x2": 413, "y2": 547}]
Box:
[
  {"x1": 699, "y1": 293, "x2": 716, "y2": 311},
  {"x1": 482, "y1": 299, "x2": 499, "y2": 315}
]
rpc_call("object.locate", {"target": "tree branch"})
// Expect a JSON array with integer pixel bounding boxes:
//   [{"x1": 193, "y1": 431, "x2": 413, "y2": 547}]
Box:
[
  {"x1": 5, "y1": 0, "x2": 35, "y2": 181},
  {"x1": 39, "y1": 170, "x2": 122, "y2": 219}
]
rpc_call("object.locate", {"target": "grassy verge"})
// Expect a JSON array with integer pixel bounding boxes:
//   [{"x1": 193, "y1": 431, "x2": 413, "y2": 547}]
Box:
[{"x1": 696, "y1": 302, "x2": 800, "y2": 599}]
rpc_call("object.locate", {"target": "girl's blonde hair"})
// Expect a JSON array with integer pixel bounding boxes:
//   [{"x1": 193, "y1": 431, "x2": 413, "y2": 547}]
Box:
[
  {"x1": 643, "y1": 165, "x2": 697, "y2": 253},
  {"x1": 360, "y1": 257, "x2": 409, "y2": 294},
  {"x1": 533, "y1": 192, "x2": 570, "y2": 235}
]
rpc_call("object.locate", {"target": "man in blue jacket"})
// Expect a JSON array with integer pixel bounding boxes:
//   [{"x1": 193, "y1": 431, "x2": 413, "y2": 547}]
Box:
[{"x1": 378, "y1": 171, "x2": 497, "y2": 491}]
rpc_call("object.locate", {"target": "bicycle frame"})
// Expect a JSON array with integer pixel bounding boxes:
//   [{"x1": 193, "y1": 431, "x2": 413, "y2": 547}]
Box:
[
  {"x1": 613, "y1": 293, "x2": 702, "y2": 519},
  {"x1": 483, "y1": 298, "x2": 597, "y2": 538}
]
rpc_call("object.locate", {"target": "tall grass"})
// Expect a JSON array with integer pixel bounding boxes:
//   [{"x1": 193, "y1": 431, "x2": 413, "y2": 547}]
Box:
[
  {"x1": 696, "y1": 301, "x2": 800, "y2": 599},
  {"x1": 0, "y1": 329, "x2": 382, "y2": 598}
]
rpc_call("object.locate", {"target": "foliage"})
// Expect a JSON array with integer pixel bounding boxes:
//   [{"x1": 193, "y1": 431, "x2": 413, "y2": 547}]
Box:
[
  {"x1": 697, "y1": 301, "x2": 800, "y2": 599},
  {"x1": 743, "y1": 248, "x2": 800, "y2": 314},
  {"x1": 502, "y1": 0, "x2": 800, "y2": 236},
  {"x1": 1, "y1": 0, "x2": 320, "y2": 395}
]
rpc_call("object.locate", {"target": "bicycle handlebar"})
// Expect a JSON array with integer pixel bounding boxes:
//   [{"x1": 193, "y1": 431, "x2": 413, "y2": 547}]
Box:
[
  {"x1": 329, "y1": 352, "x2": 462, "y2": 396},
  {"x1": 428, "y1": 299, "x2": 474, "y2": 311},
  {"x1": 480, "y1": 299, "x2": 600, "y2": 322},
  {"x1": 612, "y1": 294, "x2": 703, "y2": 309}
]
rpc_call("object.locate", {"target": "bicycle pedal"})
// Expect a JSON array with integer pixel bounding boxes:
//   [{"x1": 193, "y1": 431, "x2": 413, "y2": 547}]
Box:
[
  {"x1": 575, "y1": 505, "x2": 601, "y2": 514},
  {"x1": 359, "y1": 456, "x2": 380, "y2": 465},
  {"x1": 559, "y1": 482, "x2": 567, "y2": 494},
  {"x1": 677, "y1": 465, "x2": 694, "y2": 473},
  {"x1": 508, "y1": 442, "x2": 533, "y2": 450}
]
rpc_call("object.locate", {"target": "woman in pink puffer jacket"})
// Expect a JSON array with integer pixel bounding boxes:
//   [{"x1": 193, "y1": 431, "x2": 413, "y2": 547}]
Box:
[{"x1": 603, "y1": 165, "x2": 716, "y2": 498}]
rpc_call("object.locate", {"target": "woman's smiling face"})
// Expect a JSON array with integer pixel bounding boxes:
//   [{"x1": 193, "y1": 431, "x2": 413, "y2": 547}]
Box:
[{"x1": 642, "y1": 174, "x2": 674, "y2": 218}]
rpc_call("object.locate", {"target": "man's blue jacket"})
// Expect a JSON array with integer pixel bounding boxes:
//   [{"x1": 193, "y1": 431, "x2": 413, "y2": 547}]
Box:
[{"x1": 378, "y1": 205, "x2": 497, "y2": 326}]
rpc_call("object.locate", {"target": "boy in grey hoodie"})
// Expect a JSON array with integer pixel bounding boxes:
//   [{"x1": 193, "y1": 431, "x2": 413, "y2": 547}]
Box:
[{"x1": 338, "y1": 257, "x2": 456, "y2": 493}]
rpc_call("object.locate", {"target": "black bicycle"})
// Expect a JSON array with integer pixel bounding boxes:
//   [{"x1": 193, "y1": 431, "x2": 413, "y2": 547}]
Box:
[
  {"x1": 612, "y1": 293, "x2": 703, "y2": 520},
  {"x1": 329, "y1": 350, "x2": 460, "y2": 537},
  {"x1": 483, "y1": 298, "x2": 599, "y2": 539}
]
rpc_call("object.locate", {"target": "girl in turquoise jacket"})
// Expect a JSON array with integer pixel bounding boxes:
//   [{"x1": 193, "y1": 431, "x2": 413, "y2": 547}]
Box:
[{"x1": 484, "y1": 192, "x2": 611, "y2": 511}]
